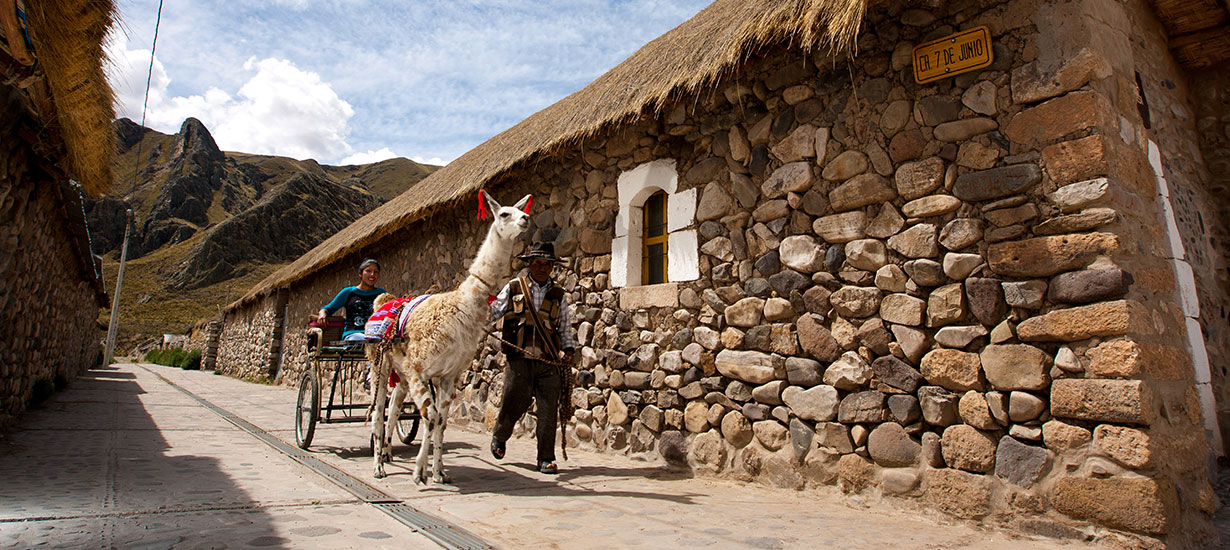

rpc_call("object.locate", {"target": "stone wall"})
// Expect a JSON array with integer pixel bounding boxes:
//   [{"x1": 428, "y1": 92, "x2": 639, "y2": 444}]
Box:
[
  {"x1": 214, "y1": 302, "x2": 278, "y2": 380},
  {"x1": 214, "y1": 0, "x2": 1221, "y2": 546},
  {"x1": 0, "y1": 90, "x2": 105, "y2": 428},
  {"x1": 1181, "y1": 59, "x2": 1230, "y2": 443}
]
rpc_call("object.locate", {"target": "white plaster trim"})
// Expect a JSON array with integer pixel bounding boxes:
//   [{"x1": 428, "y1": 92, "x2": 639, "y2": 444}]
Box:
[
  {"x1": 616, "y1": 159, "x2": 678, "y2": 237},
  {"x1": 668, "y1": 229, "x2": 700, "y2": 282},
  {"x1": 1188, "y1": 317, "x2": 1212, "y2": 385},
  {"x1": 613, "y1": 158, "x2": 700, "y2": 288},
  {"x1": 667, "y1": 187, "x2": 697, "y2": 233},
  {"x1": 611, "y1": 235, "x2": 629, "y2": 288},
  {"x1": 1174, "y1": 258, "x2": 1201, "y2": 318},
  {"x1": 1148, "y1": 138, "x2": 1220, "y2": 456}
]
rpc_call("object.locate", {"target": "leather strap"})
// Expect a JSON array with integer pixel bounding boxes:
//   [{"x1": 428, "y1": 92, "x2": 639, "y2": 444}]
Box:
[{"x1": 518, "y1": 276, "x2": 560, "y2": 359}]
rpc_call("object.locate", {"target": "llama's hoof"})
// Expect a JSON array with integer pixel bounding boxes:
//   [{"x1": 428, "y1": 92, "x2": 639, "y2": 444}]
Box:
[
  {"x1": 433, "y1": 471, "x2": 452, "y2": 484},
  {"x1": 413, "y1": 468, "x2": 427, "y2": 485},
  {"x1": 374, "y1": 467, "x2": 387, "y2": 479}
]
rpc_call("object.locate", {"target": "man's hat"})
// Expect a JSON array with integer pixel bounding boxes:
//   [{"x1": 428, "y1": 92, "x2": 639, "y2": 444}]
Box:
[{"x1": 518, "y1": 241, "x2": 565, "y2": 263}]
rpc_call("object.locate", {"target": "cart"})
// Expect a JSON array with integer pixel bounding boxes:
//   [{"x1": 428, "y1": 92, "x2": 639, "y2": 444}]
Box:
[{"x1": 295, "y1": 318, "x2": 420, "y2": 450}]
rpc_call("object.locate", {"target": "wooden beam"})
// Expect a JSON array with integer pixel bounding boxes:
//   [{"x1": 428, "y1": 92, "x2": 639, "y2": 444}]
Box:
[{"x1": 1171, "y1": 26, "x2": 1230, "y2": 68}]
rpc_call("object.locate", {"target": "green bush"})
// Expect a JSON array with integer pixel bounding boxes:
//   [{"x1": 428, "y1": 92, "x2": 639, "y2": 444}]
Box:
[
  {"x1": 145, "y1": 347, "x2": 199, "y2": 369},
  {"x1": 180, "y1": 349, "x2": 202, "y2": 370}
]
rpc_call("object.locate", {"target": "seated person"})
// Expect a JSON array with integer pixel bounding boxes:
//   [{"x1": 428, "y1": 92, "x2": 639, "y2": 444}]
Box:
[{"x1": 317, "y1": 259, "x2": 387, "y2": 342}]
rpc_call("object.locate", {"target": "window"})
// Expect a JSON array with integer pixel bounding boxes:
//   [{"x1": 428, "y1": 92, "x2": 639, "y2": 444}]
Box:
[
  {"x1": 611, "y1": 158, "x2": 698, "y2": 289},
  {"x1": 642, "y1": 191, "x2": 668, "y2": 285}
]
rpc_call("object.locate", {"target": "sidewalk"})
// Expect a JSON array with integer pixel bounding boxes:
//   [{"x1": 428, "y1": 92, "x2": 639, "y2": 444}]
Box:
[{"x1": 0, "y1": 363, "x2": 1092, "y2": 549}]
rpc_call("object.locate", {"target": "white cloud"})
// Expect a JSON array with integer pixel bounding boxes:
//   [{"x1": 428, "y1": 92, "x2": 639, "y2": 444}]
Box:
[
  {"x1": 340, "y1": 147, "x2": 398, "y2": 165},
  {"x1": 110, "y1": 1, "x2": 713, "y2": 165},
  {"x1": 411, "y1": 156, "x2": 448, "y2": 167},
  {"x1": 107, "y1": 35, "x2": 356, "y2": 161}
]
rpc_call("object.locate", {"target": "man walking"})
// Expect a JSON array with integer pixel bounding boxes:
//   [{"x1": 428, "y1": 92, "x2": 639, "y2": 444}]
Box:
[{"x1": 488, "y1": 242, "x2": 575, "y2": 474}]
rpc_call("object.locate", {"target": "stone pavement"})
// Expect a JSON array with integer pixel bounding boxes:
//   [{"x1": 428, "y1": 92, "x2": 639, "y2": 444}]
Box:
[{"x1": 0, "y1": 363, "x2": 1096, "y2": 549}]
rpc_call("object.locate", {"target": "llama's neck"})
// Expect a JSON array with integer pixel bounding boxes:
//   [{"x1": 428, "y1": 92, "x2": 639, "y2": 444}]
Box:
[{"x1": 458, "y1": 224, "x2": 513, "y2": 303}]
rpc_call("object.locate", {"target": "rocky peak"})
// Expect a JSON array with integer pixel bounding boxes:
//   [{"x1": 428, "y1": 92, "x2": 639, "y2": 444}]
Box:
[
  {"x1": 175, "y1": 117, "x2": 224, "y2": 164},
  {"x1": 113, "y1": 118, "x2": 149, "y2": 152}
]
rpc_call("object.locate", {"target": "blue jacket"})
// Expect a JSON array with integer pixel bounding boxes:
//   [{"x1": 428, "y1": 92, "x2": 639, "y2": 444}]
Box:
[{"x1": 322, "y1": 286, "x2": 387, "y2": 337}]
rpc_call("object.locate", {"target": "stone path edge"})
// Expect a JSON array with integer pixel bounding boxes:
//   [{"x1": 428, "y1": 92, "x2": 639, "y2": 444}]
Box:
[{"x1": 138, "y1": 365, "x2": 496, "y2": 550}]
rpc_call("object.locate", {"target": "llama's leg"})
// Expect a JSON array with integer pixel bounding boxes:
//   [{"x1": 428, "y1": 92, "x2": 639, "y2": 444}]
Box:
[
  {"x1": 370, "y1": 364, "x2": 390, "y2": 478},
  {"x1": 411, "y1": 381, "x2": 434, "y2": 485},
  {"x1": 430, "y1": 380, "x2": 455, "y2": 484},
  {"x1": 382, "y1": 379, "x2": 407, "y2": 464}
]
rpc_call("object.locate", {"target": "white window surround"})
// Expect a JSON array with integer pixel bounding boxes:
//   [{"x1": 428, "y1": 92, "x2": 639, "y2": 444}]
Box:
[{"x1": 611, "y1": 159, "x2": 699, "y2": 288}]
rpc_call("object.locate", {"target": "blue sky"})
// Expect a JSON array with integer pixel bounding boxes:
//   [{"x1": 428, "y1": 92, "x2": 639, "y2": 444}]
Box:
[{"x1": 107, "y1": 1, "x2": 711, "y2": 166}]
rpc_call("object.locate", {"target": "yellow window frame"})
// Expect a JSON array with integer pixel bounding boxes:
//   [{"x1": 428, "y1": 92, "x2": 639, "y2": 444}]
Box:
[{"x1": 642, "y1": 191, "x2": 668, "y2": 285}]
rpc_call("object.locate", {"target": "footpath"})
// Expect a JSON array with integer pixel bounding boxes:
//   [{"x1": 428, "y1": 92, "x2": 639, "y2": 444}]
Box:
[{"x1": 0, "y1": 363, "x2": 1094, "y2": 549}]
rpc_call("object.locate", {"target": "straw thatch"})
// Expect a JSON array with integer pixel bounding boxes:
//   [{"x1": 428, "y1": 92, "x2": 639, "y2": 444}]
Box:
[
  {"x1": 21, "y1": 0, "x2": 117, "y2": 196},
  {"x1": 234, "y1": 0, "x2": 867, "y2": 307}
]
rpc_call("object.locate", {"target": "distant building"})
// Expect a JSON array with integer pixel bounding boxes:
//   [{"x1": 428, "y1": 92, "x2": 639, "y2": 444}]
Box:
[
  {"x1": 162, "y1": 334, "x2": 188, "y2": 349},
  {"x1": 207, "y1": 0, "x2": 1230, "y2": 545},
  {"x1": 0, "y1": 2, "x2": 116, "y2": 425}
]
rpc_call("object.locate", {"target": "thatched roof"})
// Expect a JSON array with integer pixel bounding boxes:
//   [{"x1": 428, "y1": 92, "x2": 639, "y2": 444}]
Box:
[
  {"x1": 234, "y1": 0, "x2": 866, "y2": 307},
  {"x1": 1148, "y1": 0, "x2": 1230, "y2": 68},
  {"x1": 6, "y1": 0, "x2": 117, "y2": 196}
]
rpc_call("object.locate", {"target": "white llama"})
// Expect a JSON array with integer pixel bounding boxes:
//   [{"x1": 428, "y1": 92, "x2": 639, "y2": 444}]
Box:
[{"x1": 368, "y1": 191, "x2": 531, "y2": 482}]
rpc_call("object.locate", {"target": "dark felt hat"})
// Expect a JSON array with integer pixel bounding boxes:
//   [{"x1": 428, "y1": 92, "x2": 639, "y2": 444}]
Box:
[{"x1": 517, "y1": 241, "x2": 564, "y2": 263}]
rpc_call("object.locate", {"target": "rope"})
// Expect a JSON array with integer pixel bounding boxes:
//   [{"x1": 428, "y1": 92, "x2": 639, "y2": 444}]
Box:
[
  {"x1": 124, "y1": 0, "x2": 164, "y2": 198},
  {"x1": 482, "y1": 330, "x2": 574, "y2": 462}
]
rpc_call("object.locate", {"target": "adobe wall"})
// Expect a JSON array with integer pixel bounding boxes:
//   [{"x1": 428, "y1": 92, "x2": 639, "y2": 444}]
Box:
[
  {"x1": 212, "y1": 0, "x2": 1222, "y2": 546},
  {"x1": 0, "y1": 90, "x2": 105, "y2": 428}
]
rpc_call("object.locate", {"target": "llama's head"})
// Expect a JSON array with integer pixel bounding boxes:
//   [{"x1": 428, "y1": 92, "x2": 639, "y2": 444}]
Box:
[{"x1": 482, "y1": 190, "x2": 532, "y2": 240}]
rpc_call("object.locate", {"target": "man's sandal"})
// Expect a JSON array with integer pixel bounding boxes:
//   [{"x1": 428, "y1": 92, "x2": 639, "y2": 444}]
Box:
[
  {"x1": 491, "y1": 437, "x2": 506, "y2": 460},
  {"x1": 538, "y1": 460, "x2": 558, "y2": 474}
]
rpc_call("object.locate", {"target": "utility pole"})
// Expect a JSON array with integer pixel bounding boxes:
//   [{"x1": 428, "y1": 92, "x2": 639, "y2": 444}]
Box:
[{"x1": 103, "y1": 209, "x2": 134, "y2": 366}]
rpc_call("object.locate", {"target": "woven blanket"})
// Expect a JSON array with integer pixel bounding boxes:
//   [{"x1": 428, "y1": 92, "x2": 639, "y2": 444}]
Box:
[
  {"x1": 363, "y1": 294, "x2": 430, "y2": 341},
  {"x1": 395, "y1": 294, "x2": 432, "y2": 339}
]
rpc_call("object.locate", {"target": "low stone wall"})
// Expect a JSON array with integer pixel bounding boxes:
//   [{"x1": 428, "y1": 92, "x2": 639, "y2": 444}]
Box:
[
  {"x1": 0, "y1": 93, "x2": 105, "y2": 428},
  {"x1": 214, "y1": 304, "x2": 278, "y2": 380}
]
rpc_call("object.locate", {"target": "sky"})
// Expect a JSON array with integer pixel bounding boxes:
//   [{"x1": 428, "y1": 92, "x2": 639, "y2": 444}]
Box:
[{"x1": 106, "y1": 1, "x2": 712, "y2": 166}]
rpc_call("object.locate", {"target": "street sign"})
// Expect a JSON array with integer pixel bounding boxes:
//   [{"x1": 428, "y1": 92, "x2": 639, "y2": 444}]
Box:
[{"x1": 912, "y1": 26, "x2": 993, "y2": 84}]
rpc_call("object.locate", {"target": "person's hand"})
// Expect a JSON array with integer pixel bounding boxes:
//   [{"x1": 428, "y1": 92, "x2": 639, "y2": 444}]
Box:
[
  {"x1": 561, "y1": 349, "x2": 575, "y2": 364},
  {"x1": 317, "y1": 311, "x2": 327, "y2": 324}
]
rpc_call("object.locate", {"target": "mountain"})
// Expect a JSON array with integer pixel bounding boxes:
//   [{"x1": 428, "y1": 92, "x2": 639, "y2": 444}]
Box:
[{"x1": 88, "y1": 118, "x2": 439, "y2": 349}]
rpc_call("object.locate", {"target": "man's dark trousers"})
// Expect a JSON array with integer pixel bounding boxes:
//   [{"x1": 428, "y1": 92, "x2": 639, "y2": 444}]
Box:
[{"x1": 493, "y1": 356, "x2": 560, "y2": 462}]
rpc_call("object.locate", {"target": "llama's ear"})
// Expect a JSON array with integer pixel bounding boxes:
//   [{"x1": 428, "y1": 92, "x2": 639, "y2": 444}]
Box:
[
  {"x1": 513, "y1": 194, "x2": 532, "y2": 213},
  {"x1": 481, "y1": 190, "x2": 500, "y2": 218}
]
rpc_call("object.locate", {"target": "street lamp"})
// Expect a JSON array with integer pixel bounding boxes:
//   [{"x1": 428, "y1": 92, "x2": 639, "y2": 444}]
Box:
[{"x1": 102, "y1": 209, "x2": 134, "y2": 366}]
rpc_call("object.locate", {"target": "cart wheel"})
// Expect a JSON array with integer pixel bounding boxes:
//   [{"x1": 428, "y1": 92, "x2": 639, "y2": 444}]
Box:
[
  {"x1": 397, "y1": 415, "x2": 421, "y2": 445},
  {"x1": 295, "y1": 372, "x2": 319, "y2": 449}
]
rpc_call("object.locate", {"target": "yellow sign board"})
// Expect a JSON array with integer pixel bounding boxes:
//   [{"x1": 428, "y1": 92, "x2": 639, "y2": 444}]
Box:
[{"x1": 912, "y1": 26, "x2": 993, "y2": 84}]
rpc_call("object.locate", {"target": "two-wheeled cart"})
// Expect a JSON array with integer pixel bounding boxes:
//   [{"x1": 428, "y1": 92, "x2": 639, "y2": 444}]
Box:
[{"x1": 295, "y1": 319, "x2": 419, "y2": 450}]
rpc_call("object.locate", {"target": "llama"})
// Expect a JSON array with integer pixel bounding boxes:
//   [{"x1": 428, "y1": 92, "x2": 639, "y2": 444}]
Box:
[{"x1": 368, "y1": 191, "x2": 531, "y2": 482}]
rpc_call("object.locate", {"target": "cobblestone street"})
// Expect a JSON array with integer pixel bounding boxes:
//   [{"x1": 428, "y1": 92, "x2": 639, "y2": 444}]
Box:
[{"x1": 0, "y1": 363, "x2": 1098, "y2": 549}]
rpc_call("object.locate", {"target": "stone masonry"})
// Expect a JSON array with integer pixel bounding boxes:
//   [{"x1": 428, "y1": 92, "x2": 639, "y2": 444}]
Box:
[
  {"x1": 203, "y1": 0, "x2": 1225, "y2": 547},
  {"x1": 0, "y1": 89, "x2": 105, "y2": 428}
]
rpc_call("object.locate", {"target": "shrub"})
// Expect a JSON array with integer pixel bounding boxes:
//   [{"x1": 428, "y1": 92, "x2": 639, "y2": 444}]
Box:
[
  {"x1": 146, "y1": 347, "x2": 197, "y2": 368},
  {"x1": 181, "y1": 350, "x2": 202, "y2": 370}
]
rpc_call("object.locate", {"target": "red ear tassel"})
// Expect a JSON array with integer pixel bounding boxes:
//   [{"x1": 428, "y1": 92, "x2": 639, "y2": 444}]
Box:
[
  {"x1": 521, "y1": 195, "x2": 533, "y2": 214},
  {"x1": 477, "y1": 190, "x2": 489, "y2": 220}
]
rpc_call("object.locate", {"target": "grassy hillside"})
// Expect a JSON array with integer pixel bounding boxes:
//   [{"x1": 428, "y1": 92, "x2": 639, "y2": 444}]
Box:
[{"x1": 97, "y1": 118, "x2": 441, "y2": 353}]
